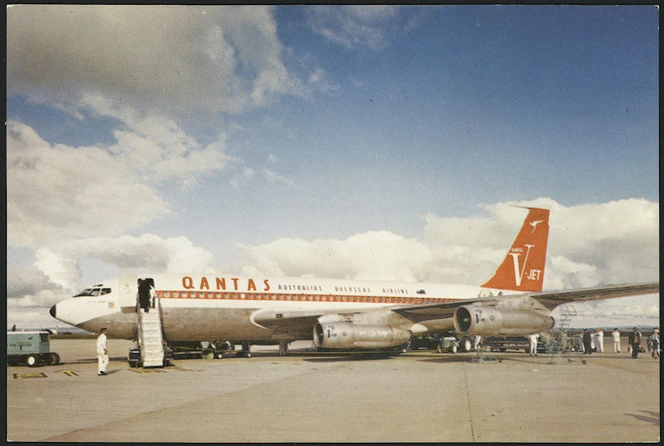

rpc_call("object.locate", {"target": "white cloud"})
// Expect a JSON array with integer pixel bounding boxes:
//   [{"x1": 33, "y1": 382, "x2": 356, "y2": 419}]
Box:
[
  {"x1": 56, "y1": 234, "x2": 217, "y2": 275},
  {"x1": 551, "y1": 294, "x2": 660, "y2": 328},
  {"x1": 307, "y1": 5, "x2": 401, "y2": 50},
  {"x1": 7, "y1": 5, "x2": 298, "y2": 117},
  {"x1": 236, "y1": 198, "x2": 659, "y2": 290},
  {"x1": 237, "y1": 230, "x2": 431, "y2": 282},
  {"x1": 7, "y1": 233, "x2": 218, "y2": 328},
  {"x1": 34, "y1": 248, "x2": 83, "y2": 291},
  {"x1": 7, "y1": 120, "x2": 170, "y2": 247},
  {"x1": 6, "y1": 265, "x2": 70, "y2": 329}
]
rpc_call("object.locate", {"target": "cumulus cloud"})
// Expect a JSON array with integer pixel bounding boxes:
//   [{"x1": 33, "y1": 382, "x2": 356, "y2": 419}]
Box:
[
  {"x1": 237, "y1": 198, "x2": 659, "y2": 291},
  {"x1": 6, "y1": 266, "x2": 69, "y2": 328},
  {"x1": 237, "y1": 230, "x2": 431, "y2": 281},
  {"x1": 234, "y1": 198, "x2": 658, "y2": 327},
  {"x1": 7, "y1": 116, "x2": 241, "y2": 250},
  {"x1": 53, "y1": 234, "x2": 217, "y2": 275},
  {"x1": 7, "y1": 120, "x2": 170, "y2": 247},
  {"x1": 7, "y1": 5, "x2": 299, "y2": 117},
  {"x1": 8, "y1": 233, "x2": 217, "y2": 328}
]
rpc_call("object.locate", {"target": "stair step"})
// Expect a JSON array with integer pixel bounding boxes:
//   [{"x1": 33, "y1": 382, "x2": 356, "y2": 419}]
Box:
[{"x1": 138, "y1": 299, "x2": 165, "y2": 368}]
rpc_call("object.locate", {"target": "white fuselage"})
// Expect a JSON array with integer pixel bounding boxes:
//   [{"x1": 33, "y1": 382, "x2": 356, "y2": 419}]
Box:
[{"x1": 51, "y1": 273, "x2": 505, "y2": 343}]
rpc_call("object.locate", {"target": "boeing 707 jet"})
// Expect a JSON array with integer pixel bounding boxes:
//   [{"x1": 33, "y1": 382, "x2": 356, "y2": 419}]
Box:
[{"x1": 49, "y1": 208, "x2": 658, "y2": 360}]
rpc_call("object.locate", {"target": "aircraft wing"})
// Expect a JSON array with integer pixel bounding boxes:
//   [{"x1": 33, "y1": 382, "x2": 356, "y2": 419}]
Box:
[
  {"x1": 532, "y1": 282, "x2": 660, "y2": 311},
  {"x1": 391, "y1": 282, "x2": 660, "y2": 322},
  {"x1": 252, "y1": 282, "x2": 658, "y2": 340}
]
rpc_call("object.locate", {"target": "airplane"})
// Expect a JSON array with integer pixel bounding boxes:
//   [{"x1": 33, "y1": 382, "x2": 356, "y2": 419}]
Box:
[{"x1": 49, "y1": 207, "x2": 659, "y2": 357}]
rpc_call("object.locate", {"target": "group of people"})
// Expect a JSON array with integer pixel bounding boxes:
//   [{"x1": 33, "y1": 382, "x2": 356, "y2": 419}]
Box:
[
  {"x1": 634, "y1": 327, "x2": 660, "y2": 359},
  {"x1": 626, "y1": 327, "x2": 660, "y2": 359},
  {"x1": 580, "y1": 327, "x2": 659, "y2": 359},
  {"x1": 581, "y1": 328, "x2": 606, "y2": 354}
]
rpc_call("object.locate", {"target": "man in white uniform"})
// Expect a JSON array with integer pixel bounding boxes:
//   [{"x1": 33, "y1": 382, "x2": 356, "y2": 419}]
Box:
[
  {"x1": 528, "y1": 333, "x2": 539, "y2": 356},
  {"x1": 596, "y1": 328, "x2": 604, "y2": 353},
  {"x1": 611, "y1": 328, "x2": 621, "y2": 353},
  {"x1": 97, "y1": 327, "x2": 109, "y2": 376}
]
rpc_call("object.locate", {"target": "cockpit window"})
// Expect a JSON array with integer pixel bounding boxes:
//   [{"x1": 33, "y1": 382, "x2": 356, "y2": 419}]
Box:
[{"x1": 74, "y1": 287, "x2": 112, "y2": 297}]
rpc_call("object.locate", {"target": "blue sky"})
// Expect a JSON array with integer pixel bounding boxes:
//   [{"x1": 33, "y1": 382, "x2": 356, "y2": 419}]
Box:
[{"x1": 6, "y1": 5, "x2": 659, "y2": 329}]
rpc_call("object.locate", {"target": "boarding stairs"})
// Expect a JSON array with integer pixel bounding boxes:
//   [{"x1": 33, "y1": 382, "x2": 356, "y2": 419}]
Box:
[
  {"x1": 138, "y1": 297, "x2": 165, "y2": 368},
  {"x1": 549, "y1": 305, "x2": 577, "y2": 364}
]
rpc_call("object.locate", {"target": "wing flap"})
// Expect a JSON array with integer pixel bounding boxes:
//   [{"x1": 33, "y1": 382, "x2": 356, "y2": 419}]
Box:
[
  {"x1": 251, "y1": 309, "x2": 328, "y2": 339},
  {"x1": 534, "y1": 282, "x2": 659, "y2": 310}
]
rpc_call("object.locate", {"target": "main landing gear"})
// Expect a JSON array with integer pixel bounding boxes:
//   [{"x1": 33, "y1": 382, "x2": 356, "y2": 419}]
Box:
[{"x1": 235, "y1": 341, "x2": 252, "y2": 358}]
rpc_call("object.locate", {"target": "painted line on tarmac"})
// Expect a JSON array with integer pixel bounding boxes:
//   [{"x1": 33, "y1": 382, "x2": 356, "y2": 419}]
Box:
[
  {"x1": 13, "y1": 372, "x2": 47, "y2": 379},
  {"x1": 60, "y1": 370, "x2": 79, "y2": 377}
]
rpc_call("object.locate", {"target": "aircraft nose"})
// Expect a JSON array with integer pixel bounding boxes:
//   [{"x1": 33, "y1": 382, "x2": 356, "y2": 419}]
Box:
[{"x1": 49, "y1": 305, "x2": 56, "y2": 318}]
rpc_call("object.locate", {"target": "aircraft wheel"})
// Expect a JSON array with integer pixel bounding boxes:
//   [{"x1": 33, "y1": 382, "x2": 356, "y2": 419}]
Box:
[{"x1": 26, "y1": 355, "x2": 39, "y2": 367}]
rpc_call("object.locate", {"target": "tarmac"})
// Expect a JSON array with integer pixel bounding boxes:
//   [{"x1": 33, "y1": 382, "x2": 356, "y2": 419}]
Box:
[{"x1": 6, "y1": 338, "x2": 660, "y2": 443}]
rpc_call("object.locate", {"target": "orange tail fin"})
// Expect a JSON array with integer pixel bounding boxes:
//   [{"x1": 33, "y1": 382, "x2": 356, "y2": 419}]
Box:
[{"x1": 481, "y1": 207, "x2": 549, "y2": 292}]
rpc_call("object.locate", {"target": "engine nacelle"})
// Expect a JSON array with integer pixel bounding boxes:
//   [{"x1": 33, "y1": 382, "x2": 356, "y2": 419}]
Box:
[
  {"x1": 453, "y1": 305, "x2": 554, "y2": 336},
  {"x1": 313, "y1": 322, "x2": 412, "y2": 349}
]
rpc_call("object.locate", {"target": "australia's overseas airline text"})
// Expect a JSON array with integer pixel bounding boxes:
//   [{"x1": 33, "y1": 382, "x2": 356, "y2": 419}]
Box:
[{"x1": 178, "y1": 276, "x2": 409, "y2": 296}]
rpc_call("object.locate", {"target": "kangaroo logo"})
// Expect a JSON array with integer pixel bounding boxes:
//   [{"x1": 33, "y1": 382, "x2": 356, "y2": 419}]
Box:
[{"x1": 529, "y1": 220, "x2": 544, "y2": 233}]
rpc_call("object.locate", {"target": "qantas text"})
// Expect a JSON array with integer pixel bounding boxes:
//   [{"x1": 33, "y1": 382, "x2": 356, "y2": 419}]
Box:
[{"x1": 182, "y1": 277, "x2": 271, "y2": 292}]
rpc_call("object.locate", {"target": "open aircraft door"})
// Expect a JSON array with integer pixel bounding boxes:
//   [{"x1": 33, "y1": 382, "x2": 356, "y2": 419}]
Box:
[{"x1": 119, "y1": 274, "x2": 138, "y2": 313}]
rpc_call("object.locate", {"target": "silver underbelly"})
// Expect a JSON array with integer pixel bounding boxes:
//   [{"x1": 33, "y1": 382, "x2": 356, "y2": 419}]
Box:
[{"x1": 161, "y1": 307, "x2": 275, "y2": 342}]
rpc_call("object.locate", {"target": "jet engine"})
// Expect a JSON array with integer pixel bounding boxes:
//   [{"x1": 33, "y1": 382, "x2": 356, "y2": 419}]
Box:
[
  {"x1": 313, "y1": 321, "x2": 412, "y2": 349},
  {"x1": 453, "y1": 305, "x2": 554, "y2": 336}
]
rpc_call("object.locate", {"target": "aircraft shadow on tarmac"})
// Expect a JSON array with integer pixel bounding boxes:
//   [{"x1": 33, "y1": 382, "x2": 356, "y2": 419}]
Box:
[{"x1": 624, "y1": 410, "x2": 660, "y2": 426}]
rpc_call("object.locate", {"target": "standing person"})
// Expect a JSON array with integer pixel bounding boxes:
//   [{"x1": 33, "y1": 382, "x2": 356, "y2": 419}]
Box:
[
  {"x1": 138, "y1": 280, "x2": 151, "y2": 313},
  {"x1": 97, "y1": 327, "x2": 109, "y2": 375},
  {"x1": 611, "y1": 328, "x2": 621, "y2": 353},
  {"x1": 473, "y1": 335, "x2": 482, "y2": 351},
  {"x1": 582, "y1": 329, "x2": 592, "y2": 355},
  {"x1": 149, "y1": 285, "x2": 156, "y2": 309},
  {"x1": 628, "y1": 327, "x2": 642, "y2": 359},
  {"x1": 596, "y1": 328, "x2": 604, "y2": 353},
  {"x1": 528, "y1": 333, "x2": 539, "y2": 356},
  {"x1": 651, "y1": 328, "x2": 660, "y2": 359}
]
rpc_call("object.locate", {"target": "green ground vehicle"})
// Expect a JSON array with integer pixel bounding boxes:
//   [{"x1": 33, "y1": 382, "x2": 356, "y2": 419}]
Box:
[{"x1": 7, "y1": 331, "x2": 61, "y2": 367}]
